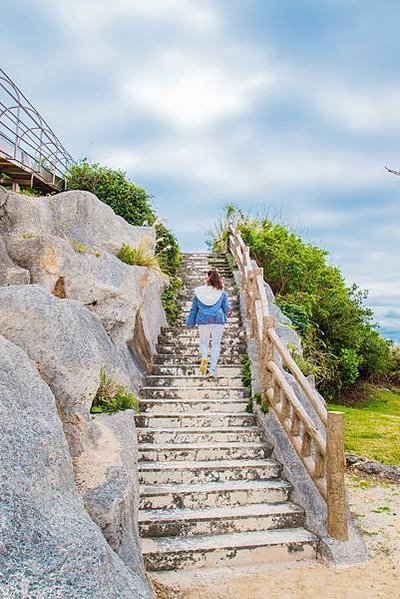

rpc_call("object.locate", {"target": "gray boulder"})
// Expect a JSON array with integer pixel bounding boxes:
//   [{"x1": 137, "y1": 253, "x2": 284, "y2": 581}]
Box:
[
  {"x1": 0, "y1": 336, "x2": 152, "y2": 598},
  {"x1": 77, "y1": 411, "x2": 142, "y2": 572},
  {"x1": 0, "y1": 284, "x2": 130, "y2": 457},
  {"x1": 0, "y1": 286, "x2": 153, "y2": 583},
  {"x1": 0, "y1": 186, "x2": 155, "y2": 254},
  {"x1": 0, "y1": 187, "x2": 167, "y2": 369},
  {"x1": 0, "y1": 236, "x2": 30, "y2": 285},
  {"x1": 6, "y1": 233, "x2": 166, "y2": 354}
]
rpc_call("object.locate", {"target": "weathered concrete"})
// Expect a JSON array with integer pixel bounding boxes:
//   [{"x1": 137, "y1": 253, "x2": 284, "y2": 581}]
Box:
[{"x1": 0, "y1": 335, "x2": 152, "y2": 598}]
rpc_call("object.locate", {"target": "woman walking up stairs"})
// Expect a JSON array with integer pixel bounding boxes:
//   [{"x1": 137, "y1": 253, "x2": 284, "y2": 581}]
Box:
[
  {"x1": 186, "y1": 269, "x2": 232, "y2": 377},
  {"x1": 136, "y1": 252, "x2": 317, "y2": 572}
]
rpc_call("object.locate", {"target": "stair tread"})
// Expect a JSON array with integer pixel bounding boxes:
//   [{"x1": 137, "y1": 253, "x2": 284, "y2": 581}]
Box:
[
  {"x1": 137, "y1": 426, "x2": 260, "y2": 433},
  {"x1": 138, "y1": 458, "x2": 279, "y2": 471},
  {"x1": 140, "y1": 478, "x2": 291, "y2": 496},
  {"x1": 139, "y1": 441, "x2": 267, "y2": 450},
  {"x1": 136, "y1": 411, "x2": 253, "y2": 417},
  {"x1": 138, "y1": 501, "x2": 303, "y2": 523},
  {"x1": 140, "y1": 397, "x2": 248, "y2": 402},
  {"x1": 142, "y1": 527, "x2": 317, "y2": 554}
]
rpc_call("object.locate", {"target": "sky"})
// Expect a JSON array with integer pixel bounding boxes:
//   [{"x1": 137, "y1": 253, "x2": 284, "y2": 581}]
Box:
[{"x1": 1, "y1": 0, "x2": 399, "y2": 341}]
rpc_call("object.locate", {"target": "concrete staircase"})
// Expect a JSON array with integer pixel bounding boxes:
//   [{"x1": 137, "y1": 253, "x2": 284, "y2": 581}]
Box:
[{"x1": 136, "y1": 253, "x2": 318, "y2": 572}]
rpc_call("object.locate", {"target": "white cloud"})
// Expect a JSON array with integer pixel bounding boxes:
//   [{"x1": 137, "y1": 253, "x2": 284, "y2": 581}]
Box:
[
  {"x1": 122, "y1": 49, "x2": 272, "y2": 129},
  {"x1": 314, "y1": 83, "x2": 400, "y2": 133},
  {"x1": 49, "y1": 0, "x2": 219, "y2": 33},
  {"x1": 105, "y1": 135, "x2": 389, "y2": 195}
]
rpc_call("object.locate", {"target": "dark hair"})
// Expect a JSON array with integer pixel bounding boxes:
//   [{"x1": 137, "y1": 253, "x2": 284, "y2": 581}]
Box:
[{"x1": 207, "y1": 269, "x2": 223, "y2": 290}]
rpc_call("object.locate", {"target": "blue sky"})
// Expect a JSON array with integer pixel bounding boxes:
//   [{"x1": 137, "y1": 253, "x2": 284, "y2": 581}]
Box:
[{"x1": 1, "y1": 0, "x2": 400, "y2": 341}]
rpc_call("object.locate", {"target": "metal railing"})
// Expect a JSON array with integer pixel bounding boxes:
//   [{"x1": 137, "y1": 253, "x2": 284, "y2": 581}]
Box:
[
  {"x1": 228, "y1": 223, "x2": 348, "y2": 541},
  {"x1": 0, "y1": 68, "x2": 73, "y2": 190}
]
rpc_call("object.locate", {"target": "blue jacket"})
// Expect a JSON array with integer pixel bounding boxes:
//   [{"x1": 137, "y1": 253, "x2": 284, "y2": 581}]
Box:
[{"x1": 186, "y1": 285, "x2": 231, "y2": 326}]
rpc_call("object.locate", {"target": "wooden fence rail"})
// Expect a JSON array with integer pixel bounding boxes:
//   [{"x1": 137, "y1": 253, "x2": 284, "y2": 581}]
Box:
[{"x1": 228, "y1": 223, "x2": 348, "y2": 541}]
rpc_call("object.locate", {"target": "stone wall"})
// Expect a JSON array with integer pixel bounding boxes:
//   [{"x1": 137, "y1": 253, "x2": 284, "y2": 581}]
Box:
[{"x1": 0, "y1": 186, "x2": 168, "y2": 596}]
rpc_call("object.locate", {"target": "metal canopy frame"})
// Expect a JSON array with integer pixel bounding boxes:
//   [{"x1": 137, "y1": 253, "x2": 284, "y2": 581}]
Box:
[{"x1": 0, "y1": 68, "x2": 74, "y2": 191}]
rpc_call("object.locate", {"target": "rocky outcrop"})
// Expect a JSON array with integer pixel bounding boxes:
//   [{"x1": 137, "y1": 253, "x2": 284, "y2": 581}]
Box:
[
  {"x1": 0, "y1": 186, "x2": 169, "y2": 594},
  {"x1": 0, "y1": 284, "x2": 129, "y2": 456},
  {"x1": 0, "y1": 187, "x2": 167, "y2": 373},
  {"x1": 0, "y1": 285, "x2": 150, "y2": 578},
  {"x1": 0, "y1": 236, "x2": 29, "y2": 285},
  {"x1": 0, "y1": 186, "x2": 152, "y2": 254},
  {"x1": 77, "y1": 411, "x2": 142, "y2": 571},
  {"x1": 0, "y1": 336, "x2": 152, "y2": 598}
]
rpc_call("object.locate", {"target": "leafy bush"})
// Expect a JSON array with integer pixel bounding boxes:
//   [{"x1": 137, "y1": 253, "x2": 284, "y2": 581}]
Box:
[
  {"x1": 67, "y1": 160, "x2": 181, "y2": 276},
  {"x1": 67, "y1": 160, "x2": 182, "y2": 316},
  {"x1": 68, "y1": 160, "x2": 154, "y2": 226},
  {"x1": 91, "y1": 368, "x2": 140, "y2": 414},
  {"x1": 211, "y1": 209, "x2": 393, "y2": 400},
  {"x1": 162, "y1": 276, "x2": 182, "y2": 324},
  {"x1": 242, "y1": 353, "x2": 252, "y2": 390}
]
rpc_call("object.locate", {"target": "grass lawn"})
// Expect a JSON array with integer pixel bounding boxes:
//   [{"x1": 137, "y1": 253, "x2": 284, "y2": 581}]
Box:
[{"x1": 328, "y1": 386, "x2": 400, "y2": 466}]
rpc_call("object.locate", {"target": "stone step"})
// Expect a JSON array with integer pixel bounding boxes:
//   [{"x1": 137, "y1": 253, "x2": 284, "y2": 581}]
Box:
[
  {"x1": 152, "y1": 365, "x2": 242, "y2": 377},
  {"x1": 179, "y1": 286, "x2": 237, "y2": 295},
  {"x1": 142, "y1": 528, "x2": 317, "y2": 571},
  {"x1": 158, "y1": 333, "x2": 244, "y2": 345},
  {"x1": 139, "y1": 398, "x2": 248, "y2": 414},
  {"x1": 137, "y1": 426, "x2": 261, "y2": 444},
  {"x1": 156, "y1": 344, "x2": 246, "y2": 356},
  {"x1": 138, "y1": 441, "x2": 269, "y2": 462},
  {"x1": 139, "y1": 502, "x2": 304, "y2": 538},
  {"x1": 140, "y1": 387, "x2": 248, "y2": 401},
  {"x1": 137, "y1": 458, "x2": 280, "y2": 485},
  {"x1": 139, "y1": 479, "x2": 292, "y2": 511},
  {"x1": 135, "y1": 412, "x2": 256, "y2": 429},
  {"x1": 181, "y1": 262, "x2": 229, "y2": 269},
  {"x1": 153, "y1": 354, "x2": 243, "y2": 365},
  {"x1": 144, "y1": 375, "x2": 244, "y2": 388},
  {"x1": 175, "y1": 317, "x2": 241, "y2": 326}
]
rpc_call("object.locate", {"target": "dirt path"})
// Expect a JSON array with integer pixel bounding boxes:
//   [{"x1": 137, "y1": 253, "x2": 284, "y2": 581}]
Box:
[{"x1": 151, "y1": 474, "x2": 400, "y2": 599}]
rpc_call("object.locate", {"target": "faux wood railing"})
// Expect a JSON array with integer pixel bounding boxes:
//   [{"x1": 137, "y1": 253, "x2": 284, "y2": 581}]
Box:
[{"x1": 228, "y1": 224, "x2": 348, "y2": 541}]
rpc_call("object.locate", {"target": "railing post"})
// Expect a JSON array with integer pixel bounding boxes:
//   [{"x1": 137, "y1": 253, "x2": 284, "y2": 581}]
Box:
[
  {"x1": 326, "y1": 411, "x2": 348, "y2": 540},
  {"x1": 259, "y1": 315, "x2": 275, "y2": 405}
]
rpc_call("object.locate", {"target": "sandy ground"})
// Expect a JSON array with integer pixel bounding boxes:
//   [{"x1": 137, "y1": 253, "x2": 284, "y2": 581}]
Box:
[{"x1": 150, "y1": 474, "x2": 400, "y2": 599}]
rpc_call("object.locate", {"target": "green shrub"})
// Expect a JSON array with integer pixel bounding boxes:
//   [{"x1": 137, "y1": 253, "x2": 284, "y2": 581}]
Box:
[
  {"x1": 242, "y1": 353, "x2": 252, "y2": 390},
  {"x1": 68, "y1": 160, "x2": 154, "y2": 226},
  {"x1": 162, "y1": 276, "x2": 182, "y2": 324},
  {"x1": 67, "y1": 160, "x2": 182, "y2": 277},
  {"x1": 67, "y1": 160, "x2": 182, "y2": 317},
  {"x1": 91, "y1": 368, "x2": 140, "y2": 414},
  {"x1": 210, "y1": 209, "x2": 393, "y2": 400}
]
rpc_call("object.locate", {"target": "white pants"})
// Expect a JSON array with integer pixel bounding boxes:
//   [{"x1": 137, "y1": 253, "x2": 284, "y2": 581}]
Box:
[{"x1": 198, "y1": 324, "x2": 225, "y2": 373}]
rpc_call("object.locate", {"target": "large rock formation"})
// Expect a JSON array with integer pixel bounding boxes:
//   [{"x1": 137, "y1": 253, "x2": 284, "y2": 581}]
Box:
[
  {"x1": 0, "y1": 187, "x2": 167, "y2": 375},
  {"x1": 0, "y1": 336, "x2": 152, "y2": 598},
  {"x1": 0, "y1": 186, "x2": 169, "y2": 595}
]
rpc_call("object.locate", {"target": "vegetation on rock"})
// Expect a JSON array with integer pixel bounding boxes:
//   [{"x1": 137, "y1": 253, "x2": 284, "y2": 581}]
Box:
[
  {"x1": 117, "y1": 241, "x2": 163, "y2": 274},
  {"x1": 91, "y1": 368, "x2": 139, "y2": 414},
  {"x1": 67, "y1": 160, "x2": 182, "y2": 322}
]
